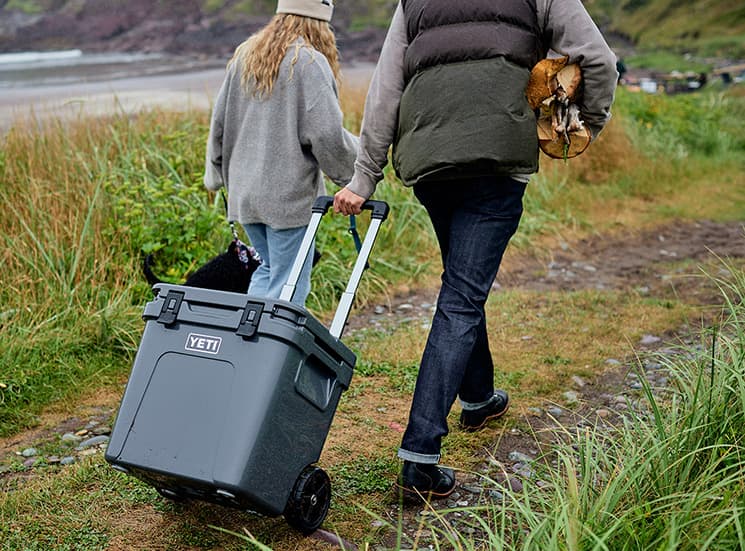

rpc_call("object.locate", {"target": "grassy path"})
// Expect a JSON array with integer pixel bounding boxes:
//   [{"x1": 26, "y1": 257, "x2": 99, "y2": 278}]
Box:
[
  {"x1": 2, "y1": 217, "x2": 742, "y2": 550},
  {"x1": 2, "y1": 78, "x2": 745, "y2": 549}
]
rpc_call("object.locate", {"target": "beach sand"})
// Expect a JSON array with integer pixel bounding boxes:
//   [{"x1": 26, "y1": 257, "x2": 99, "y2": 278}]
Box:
[{"x1": 0, "y1": 61, "x2": 375, "y2": 131}]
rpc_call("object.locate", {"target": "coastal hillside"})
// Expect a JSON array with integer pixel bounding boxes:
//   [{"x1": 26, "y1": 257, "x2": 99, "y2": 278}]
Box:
[
  {"x1": 0, "y1": 0, "x2": 744, "y2": 60},
  {"x1": 588, "y1": 0, "x2": 745, "y2": 58}
]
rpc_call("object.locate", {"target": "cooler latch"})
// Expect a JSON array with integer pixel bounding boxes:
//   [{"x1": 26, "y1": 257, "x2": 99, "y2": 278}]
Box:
[
  {"x1": 237, "y1": 301, "x2": 263, "y2": 338},
  {"x1": 157, "y1": 290, "x2": 185, "y2": 325}
]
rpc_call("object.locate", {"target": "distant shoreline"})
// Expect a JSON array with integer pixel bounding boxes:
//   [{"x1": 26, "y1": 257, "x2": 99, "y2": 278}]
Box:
[{"x1": 0, "y1": 56, "x2": 375, "y2": 131}]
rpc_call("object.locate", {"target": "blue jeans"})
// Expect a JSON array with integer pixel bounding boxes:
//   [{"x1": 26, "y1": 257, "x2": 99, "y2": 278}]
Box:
[
  {"x1": 242, "y1": 223, "x2": 312, "y2": 307},
  {"x1": 398, "y1": 175, "x2": 526, "y2": 464}
]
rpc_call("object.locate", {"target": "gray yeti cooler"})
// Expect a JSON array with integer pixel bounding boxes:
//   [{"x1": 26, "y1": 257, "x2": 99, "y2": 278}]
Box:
[{"x1": 105, "y1": 197, "x2": 389, "y2": 534}]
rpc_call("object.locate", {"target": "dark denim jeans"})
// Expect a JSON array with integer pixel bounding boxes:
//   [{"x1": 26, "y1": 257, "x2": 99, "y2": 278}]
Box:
[{"x1": 398, "y1": 174, "x2": 527, "y2": 464}]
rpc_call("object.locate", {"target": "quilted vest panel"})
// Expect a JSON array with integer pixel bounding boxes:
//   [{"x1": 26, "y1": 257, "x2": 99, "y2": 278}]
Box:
[
  {"x1": 401, "y1": 0, "x2": 542, "y2": 83},
  {"x1": 393, "y1": 0, "x2": 544, "y2": 184}
]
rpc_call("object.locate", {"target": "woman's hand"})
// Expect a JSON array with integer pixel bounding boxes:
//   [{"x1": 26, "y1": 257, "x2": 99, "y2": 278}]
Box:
[{"x1": 333, "y1": 187, "x2": 366, "y2": 216}]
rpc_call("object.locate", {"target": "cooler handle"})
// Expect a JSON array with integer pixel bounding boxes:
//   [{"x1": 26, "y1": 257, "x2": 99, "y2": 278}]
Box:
[
  {"x1": 279, "y1": 195, "x2": 389, "y2": 339},
  {"x1": 311, "y1": 195, "x2": 390, "y2": 220}
]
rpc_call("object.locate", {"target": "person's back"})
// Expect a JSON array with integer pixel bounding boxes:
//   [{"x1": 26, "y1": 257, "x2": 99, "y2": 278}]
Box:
[
  {"x1": 205, "y1": 1, "x2": 359, "y2": 305},
  {"x1": 393, "y1": 0, "x2": 545, "y2": 185},
  {"x1": 215, "y1": 42, "x2": 345, "y2": 229}
]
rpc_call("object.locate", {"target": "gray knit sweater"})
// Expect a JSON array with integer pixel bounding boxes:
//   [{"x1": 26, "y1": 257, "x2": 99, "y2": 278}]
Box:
[{"x1": 204, "y1": 41, "x2": 359, "y2": 229}]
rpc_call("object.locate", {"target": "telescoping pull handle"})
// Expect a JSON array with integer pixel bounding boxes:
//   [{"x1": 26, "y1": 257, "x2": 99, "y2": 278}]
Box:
[
  {"x1": 279, "y1": 195, "x2": 390, "y2": 339},
  {"x1": 311, "y1": 195, "x2": 390, "y2": 221}
]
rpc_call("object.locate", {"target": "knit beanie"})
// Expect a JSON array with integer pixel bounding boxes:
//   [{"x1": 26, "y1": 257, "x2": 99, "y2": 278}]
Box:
[{"x1": 276, "y1": 0, "x2": 334, "y2": 22}]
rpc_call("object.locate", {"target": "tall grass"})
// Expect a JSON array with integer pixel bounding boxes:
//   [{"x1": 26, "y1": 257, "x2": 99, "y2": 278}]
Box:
[
  {"x1": 613, "y1": 86, "x2": 745, "y2": 160},
  {"x1": 406, "y1": 263, "x2": 745, "y2": 550},
  {"x1": 0, "y1": 100, "x2": 438, "y2": 434},
  {"x1": 2, "y1": 81, "x2": 744, "y2": 438},
  {"x1": 0, "y1": 111, "x2": 220, "y2": 434},
  {"x1": 2, "y1": 77, "x2": 745, "y2": 549}
]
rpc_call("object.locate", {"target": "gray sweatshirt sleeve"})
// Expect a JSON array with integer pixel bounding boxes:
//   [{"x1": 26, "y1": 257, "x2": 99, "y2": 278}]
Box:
[
  {"x1": 539, "y1": 0, "x2": 618, "y2": 139},
  {"x1": 204, "y1": 71, "x2": 229, "y2": 191},
  {"x1": 299, "y1": 54, "x2": 360, "y2": 186},
  {"x1": 345, "y1": 2, "x2": 407, "y2": 199}
]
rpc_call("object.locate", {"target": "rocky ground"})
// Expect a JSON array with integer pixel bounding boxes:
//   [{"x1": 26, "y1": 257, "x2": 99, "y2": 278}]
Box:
[{"x1": 2, "y1": 218, "x2": 743, "y2": 549}]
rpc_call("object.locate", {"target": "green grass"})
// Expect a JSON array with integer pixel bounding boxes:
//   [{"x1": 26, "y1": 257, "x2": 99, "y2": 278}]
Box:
[
  {"x1": 0, "y1": 108, "x2": 438, "y2": 436},
  {"x1": 614, "y1": 87, "x2": 745, "y2": 159},
  {"x1": 0, "y1": 341, "x2": 129, "y2": 437},
  {"x1": 408, "y1": 263, "x2": 745, "y2": 550},
  {"x1": 626, "y1": 51, "x2": 712, "y2": 74},
  {"x1": 4, "y1": 0, "x2": 46, "y2": 15},
  {"x1": 329, "y1": 455, "x2": 398, "y2": 497},
  {"x1": 1, "y1": 80, "x2": 745, "y2": 550},
  {"x1": 0, "y1": 458, "x2": 251, "y2": 550}
]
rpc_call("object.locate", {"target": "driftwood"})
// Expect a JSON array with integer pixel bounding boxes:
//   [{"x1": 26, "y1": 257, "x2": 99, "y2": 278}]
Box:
[{"x1": 526, "y1": 56, "x2": 591, "y2": 159}]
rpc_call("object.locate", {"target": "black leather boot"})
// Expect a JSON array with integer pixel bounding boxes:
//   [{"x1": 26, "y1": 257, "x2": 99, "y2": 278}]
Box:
[
  {"x1": 397, "y1": 461, "x2": 456, "y2": 501},
  {"x1": 459, "y1": 390, "x2": 510, "y2": 431}
]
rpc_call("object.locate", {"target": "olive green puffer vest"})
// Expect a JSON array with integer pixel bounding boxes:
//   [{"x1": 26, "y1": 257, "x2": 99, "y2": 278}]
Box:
[{"x1": 393, "y1": 0, "x2": 545, "y2": 185}]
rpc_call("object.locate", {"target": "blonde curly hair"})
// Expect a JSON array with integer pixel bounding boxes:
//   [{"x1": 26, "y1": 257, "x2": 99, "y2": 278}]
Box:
[{"x1": 229, "y1": 14, "x2": 340, "y2": 98}]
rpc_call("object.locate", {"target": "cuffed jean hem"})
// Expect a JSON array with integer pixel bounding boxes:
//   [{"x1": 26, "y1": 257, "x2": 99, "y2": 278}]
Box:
[
  {"x1": 460, "y1": 392, "x2": 497, "y2": 411},
  {"x1": 397, "y1": 448, "x2": 440, "y2": 465}
]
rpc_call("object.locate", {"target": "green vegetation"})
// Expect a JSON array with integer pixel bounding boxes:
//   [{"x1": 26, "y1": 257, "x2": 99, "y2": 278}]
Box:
[
  {"x1": 4, "y1": 0, "x2": 45, "y2": 15},
  {"x1": 616, "y1": 86, "x2": 745, "y2": 159},
  {"x1": 403, "y1": 263, "x2": 745, "y2": 550},
  {"x1": 1, "y1": 79, "x2": 745, "y2": 549},
  {"x1": 0, "y1": 107, "x2": 436, "y2": 437},
  {"x1": 587, "y1": 0, "x2": 745, "y2": 58},
  {"x1": 625, "y1": 51, "x2": 711, "y2": 74}
]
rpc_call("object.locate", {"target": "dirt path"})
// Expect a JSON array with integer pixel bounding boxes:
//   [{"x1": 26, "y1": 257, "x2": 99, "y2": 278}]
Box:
[
  {"x1": 503, "y1": 219, "x2": 744, "y2": 297},
  {"x1": 352, "y1": 219, "x2": 744, "y2": 548},
  {"x1": 2, "y1": 219, "x2": 743, "y2": 549},
  {"x1": 348, "y1": 219, "x2": 745, "y2": 332}
]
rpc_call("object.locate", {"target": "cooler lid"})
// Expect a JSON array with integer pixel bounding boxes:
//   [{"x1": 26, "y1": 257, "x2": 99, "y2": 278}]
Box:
[{"x1": 143, "y1": 284, "x2": 356, "y2": 368}]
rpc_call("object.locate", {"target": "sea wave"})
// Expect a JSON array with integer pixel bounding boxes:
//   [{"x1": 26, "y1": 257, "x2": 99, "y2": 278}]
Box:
[
  {"x1": 0, "y1": 49, "x2": 83, "y2": 66},
  {"x1": 0, "y1": 49, "x2": 160, "y2": 69},
  {"x1": 0, "y1": 50, "x2": 195, "y2": 88}
]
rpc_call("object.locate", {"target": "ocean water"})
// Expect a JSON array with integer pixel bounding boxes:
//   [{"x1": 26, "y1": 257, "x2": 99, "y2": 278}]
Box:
[{"x1": 0, "y1": 49, "x2": 218, "y2": 88}]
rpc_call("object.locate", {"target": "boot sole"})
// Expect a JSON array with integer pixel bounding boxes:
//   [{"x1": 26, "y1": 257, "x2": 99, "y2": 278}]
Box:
[
  {"x1": 395, "y1": 483, "x2": 455, "y2": 502},
  {"x1": 459, "y1": 401, "x2": 510, "y2": 432}
]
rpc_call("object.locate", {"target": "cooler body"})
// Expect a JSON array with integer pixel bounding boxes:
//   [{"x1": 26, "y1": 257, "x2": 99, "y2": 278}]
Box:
[{"x1": 105, "y1": 284, "x2": 355, "y2": 516}]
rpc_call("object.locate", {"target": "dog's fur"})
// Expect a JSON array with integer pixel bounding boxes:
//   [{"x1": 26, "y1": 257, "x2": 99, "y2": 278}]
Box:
[
  {"x1": 143, "y1": 243, "x2": 322, "y2": 294},
  {"x1": 143, "y1": 240, "x2": 260, "y2": 293}
]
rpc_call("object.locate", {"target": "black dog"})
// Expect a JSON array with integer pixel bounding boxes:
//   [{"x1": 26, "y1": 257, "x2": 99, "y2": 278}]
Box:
[
  {"x1": 143, "y1": 239, "x2": 261, "y2": 293},
  {"x1": 143, "y1": 241, "x2": 322, "y2": 294}
]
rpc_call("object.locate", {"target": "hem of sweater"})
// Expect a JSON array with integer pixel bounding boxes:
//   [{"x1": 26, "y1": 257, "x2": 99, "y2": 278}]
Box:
[{"x1": 236, "y1": 218, "x2": 311, "y2": 231}]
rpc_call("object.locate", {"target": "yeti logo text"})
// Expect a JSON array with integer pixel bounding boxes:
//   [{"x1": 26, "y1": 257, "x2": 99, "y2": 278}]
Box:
[{"x1": 185, "y1": 333, "x2": 222, "y2": 355}]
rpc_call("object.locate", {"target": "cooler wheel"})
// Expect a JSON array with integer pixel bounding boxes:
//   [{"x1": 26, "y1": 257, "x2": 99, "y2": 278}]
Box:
[{"x1": 283, "y1": 465, "x2": 331, "y2": 534}]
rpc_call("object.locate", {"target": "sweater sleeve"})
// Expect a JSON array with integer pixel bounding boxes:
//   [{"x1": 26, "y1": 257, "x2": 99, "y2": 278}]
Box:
[
  {"x1": 204, "y1": 70, "x2": 230, "y2": 191},
  {"x1": 344, "y1": 2, "x2": 407, "y2": 199},
  {"x1": 540, "y1": 0, "x2": 618, "y2": 139},
  {"x1": 298, "y1": 53, "x2": 360, "y2": 187}
]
